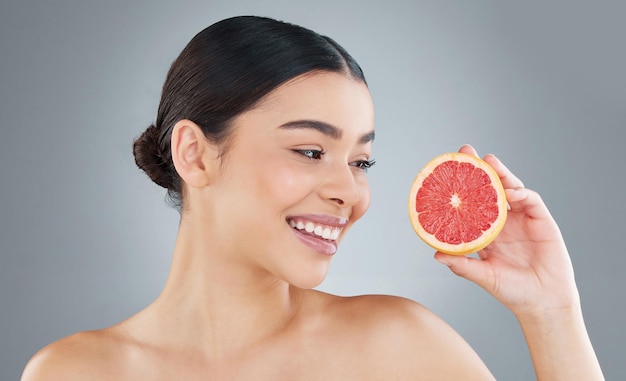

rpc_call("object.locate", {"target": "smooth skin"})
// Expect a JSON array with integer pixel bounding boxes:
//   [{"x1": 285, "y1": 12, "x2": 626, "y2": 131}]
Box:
[{"x1": 22, "y1": 72, "x2": 603, "y2": 380}]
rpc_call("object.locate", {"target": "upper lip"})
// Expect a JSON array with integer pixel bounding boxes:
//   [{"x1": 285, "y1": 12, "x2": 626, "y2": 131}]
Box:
[{"x1": 286, "y1": 214, "x2": 348, "y2": 227}]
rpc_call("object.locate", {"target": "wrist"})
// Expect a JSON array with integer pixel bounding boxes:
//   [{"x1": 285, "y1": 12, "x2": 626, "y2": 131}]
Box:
[
  {"x1": 515, "y1": 299, "x2": 583, "y2": 326},
  {"x1": 509, "y1": 283, "x2": 581, "y2": 322},
  {"x1": 514, "y1": 301, "x2": 604, "y2": 381}
]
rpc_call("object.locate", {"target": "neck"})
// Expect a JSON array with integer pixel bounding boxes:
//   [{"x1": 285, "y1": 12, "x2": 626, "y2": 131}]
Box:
[{"x1": 142, "y1": 212, "x2": 302, "y2": 358}]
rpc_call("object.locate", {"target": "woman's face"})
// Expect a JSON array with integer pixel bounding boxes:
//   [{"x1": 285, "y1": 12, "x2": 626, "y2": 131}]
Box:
[{"x1": 202, "y1": 71, "x2": 375, "y2": 288}]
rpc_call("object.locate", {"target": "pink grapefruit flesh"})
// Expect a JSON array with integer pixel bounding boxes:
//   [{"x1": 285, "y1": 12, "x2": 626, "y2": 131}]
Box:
[{"x1": 408, "y1": 152, "x2": 507, "y2": 255}]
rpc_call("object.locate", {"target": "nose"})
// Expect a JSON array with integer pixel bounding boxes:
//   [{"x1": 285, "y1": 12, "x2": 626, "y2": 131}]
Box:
[{"x1": 319, "y1": 163, "x2": 362, "y2": 207}]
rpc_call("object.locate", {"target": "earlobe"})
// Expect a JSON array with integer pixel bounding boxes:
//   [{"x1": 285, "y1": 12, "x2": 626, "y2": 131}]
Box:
[{"x1": 170, "y1": 120, "x2": 218, "y2": 188}]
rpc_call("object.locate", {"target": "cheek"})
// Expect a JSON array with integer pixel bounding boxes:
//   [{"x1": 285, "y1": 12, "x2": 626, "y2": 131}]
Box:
[
  {"x1": 352, "y1": 178, "x2": 372, "y2": 222},
  {"x1": 253, "y1": 159, "x2": 317, "y2": 210}
]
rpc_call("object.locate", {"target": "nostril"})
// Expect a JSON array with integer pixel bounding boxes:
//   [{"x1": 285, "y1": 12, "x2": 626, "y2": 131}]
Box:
[{"x1": 331, "y1": 198, "x2": 344, "y2": 205}]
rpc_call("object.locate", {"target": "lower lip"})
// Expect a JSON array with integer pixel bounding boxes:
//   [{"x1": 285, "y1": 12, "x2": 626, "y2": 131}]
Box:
[{"x1": 292, "y1": 228, "x2": 337, "y2": 256}]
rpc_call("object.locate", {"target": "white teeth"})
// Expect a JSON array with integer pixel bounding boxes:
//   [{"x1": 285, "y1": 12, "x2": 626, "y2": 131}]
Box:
[
  {"x1": 289, "y1": 219, "x2": 343, "y2": 241},
  {"x1": 304, "y1": 222, "x2": 315, "y2": 233},
  {"x1": 322, "y1": 227, "x2": 331, "y2": 239},
  {"x1": 314, "y1": 225, "x2": 323, "y2": 236}
]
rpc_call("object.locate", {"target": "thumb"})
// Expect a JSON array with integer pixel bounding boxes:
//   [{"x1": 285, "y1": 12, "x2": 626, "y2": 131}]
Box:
[{"x1": 434, "y1": 252, "x2": 494, "y2": 290}]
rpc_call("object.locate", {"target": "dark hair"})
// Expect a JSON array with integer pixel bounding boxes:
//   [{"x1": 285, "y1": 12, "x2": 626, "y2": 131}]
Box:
[{"x1": 133, "y1": 15, "x2": 366, "y2": 209}]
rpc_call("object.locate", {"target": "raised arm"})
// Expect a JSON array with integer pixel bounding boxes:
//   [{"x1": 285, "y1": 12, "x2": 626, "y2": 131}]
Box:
[{"x1": 434, "y1": 145, "x2": 604, "y2": 381}]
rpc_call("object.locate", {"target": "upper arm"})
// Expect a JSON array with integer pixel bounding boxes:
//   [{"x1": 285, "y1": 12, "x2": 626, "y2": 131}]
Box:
[
  {"x1": 21, "y1": 333, "x2": 112, "y2": 381},
  {"x1": 21, "y1": 342, "x2": 75, "y2": 381},
  {"x1": 355, "y1": 295, "x2": 496, "y2": 380}
]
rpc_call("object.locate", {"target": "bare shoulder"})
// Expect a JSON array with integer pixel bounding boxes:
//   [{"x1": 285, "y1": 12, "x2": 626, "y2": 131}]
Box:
[
  {"x1": 21, "y1": 328, "x2": 124, "y2": 381},
  {"x1": 310, "y1": 291, "x2": 495, "y2": 380}
]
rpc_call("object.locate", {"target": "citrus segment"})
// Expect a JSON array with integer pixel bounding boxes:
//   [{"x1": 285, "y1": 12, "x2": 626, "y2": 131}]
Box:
[{"x1": 408, "y1": 152, "x2": 507, "y2": 255}]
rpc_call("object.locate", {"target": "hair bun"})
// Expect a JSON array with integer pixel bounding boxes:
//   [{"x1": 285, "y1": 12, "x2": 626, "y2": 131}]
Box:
[{"x1": 133, "y1": 124, "x2": 173, "y2": 189}]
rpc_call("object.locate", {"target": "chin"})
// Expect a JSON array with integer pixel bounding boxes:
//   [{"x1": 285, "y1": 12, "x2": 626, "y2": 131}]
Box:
[{"x1": 285, "y1": 265, "x2": 329, "y2": 290}]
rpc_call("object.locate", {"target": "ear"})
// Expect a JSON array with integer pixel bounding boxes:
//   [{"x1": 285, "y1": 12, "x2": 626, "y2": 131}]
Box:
[{"x1": 170, "y1": 119, "x2": 219, "y2": 189}]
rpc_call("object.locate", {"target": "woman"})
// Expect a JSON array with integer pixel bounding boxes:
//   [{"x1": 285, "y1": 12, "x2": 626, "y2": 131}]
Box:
[{"x1": 22, "y1": 16, "x2": 604, "y2": 380}]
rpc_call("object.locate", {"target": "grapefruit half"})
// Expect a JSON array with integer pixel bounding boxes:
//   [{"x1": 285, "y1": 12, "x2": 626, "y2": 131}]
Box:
[{"x1": 408, "y1": 152, "x2": 507, "y2": 255}]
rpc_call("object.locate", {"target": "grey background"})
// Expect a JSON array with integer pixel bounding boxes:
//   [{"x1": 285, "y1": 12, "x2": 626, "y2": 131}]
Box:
[{"x1": 1, "y1": 1, "x2": 624, "y2": 380}]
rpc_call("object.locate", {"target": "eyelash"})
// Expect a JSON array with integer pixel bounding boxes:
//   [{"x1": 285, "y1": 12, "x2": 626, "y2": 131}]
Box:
[
  {"x1": 351, "y1": 159, "x2": 376, "y2": 172},
  {"x1": 295, "y1": 149, "x2": 325, "y2": 160},
  {"x1": 293, "y1": 149, "x2": 376, "y2": 172}
]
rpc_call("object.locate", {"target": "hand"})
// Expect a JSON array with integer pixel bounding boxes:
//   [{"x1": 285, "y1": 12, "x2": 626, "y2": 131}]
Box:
[{"x1": 434, "y1": 145, "x2": 580, "y2": 317}]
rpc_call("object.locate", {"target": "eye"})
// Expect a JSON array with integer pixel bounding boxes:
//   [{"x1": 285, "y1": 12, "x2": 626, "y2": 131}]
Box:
[
  {"x1": 351, "y1": 159, "x2": 376, "y2": 172},
  {"x1": 294, "y1": 149, "x2": 325, "y2": 160}
]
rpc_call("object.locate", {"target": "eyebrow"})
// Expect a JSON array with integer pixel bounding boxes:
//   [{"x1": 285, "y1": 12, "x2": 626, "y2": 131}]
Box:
[{"x1": 278, "y1": 120, "x2": 375, "y2": 144}]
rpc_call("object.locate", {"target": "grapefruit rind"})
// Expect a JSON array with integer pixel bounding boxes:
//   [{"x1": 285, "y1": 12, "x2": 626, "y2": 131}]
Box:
[{"x1": 408, "y1": 152, "x2": 507, "y2": 255}]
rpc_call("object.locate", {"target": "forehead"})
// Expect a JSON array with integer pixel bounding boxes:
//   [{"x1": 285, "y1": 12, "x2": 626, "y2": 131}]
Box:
[{"x1": 245, "y1": 72, "x2": 375, "y2": 135}]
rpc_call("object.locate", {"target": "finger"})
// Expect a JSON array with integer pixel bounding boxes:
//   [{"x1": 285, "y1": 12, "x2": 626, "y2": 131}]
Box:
[
  {"x1": 434, "y1": 252, "x2": 494, "y2": 291},
  {"x1": 458, "y1": 144, "x2": 479, "y2": 157},
  {"x1": 505, "y1": 187, "x2": 553, "y2": 220},
  {"x1": 483, "y1": 154, "x2": 524, "y2": 189}
]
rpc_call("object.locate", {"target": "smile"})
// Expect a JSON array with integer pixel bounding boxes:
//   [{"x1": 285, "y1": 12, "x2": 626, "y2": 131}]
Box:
[{"x1": 288, "y1": 218, "x2": 343, "y2": 241}]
